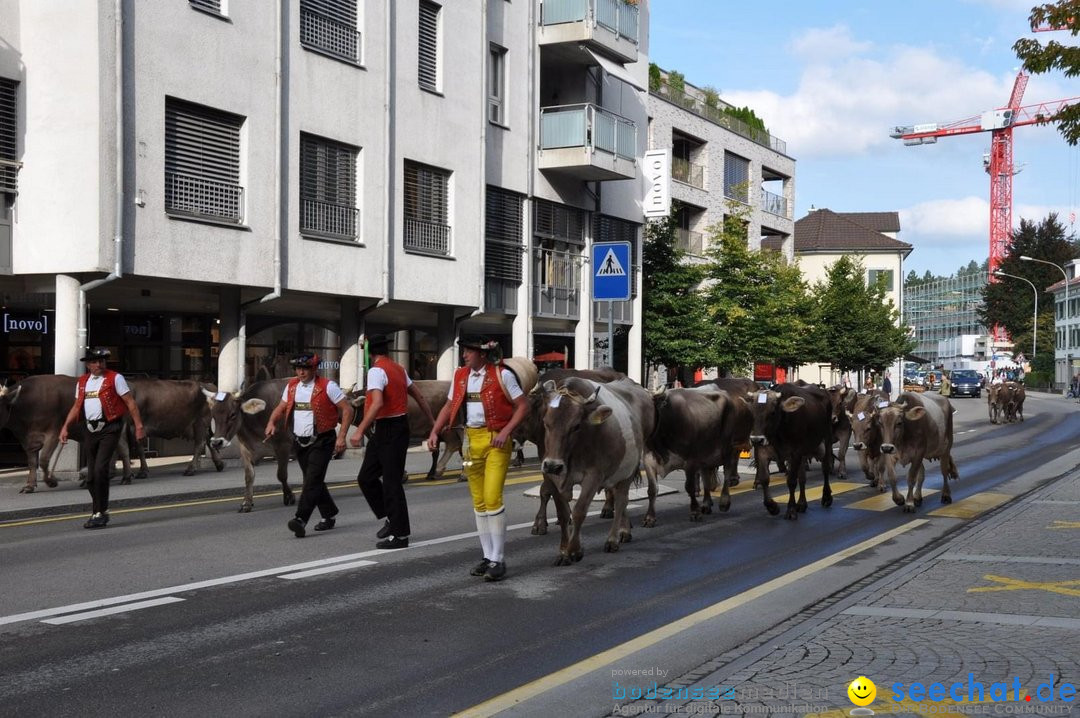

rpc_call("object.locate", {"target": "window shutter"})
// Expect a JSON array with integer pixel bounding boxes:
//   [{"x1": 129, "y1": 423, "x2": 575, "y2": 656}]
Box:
[
  {"x1": 403, "y1": 160, "x2": 450, "y2": 254},
  {"x1": 418, "y1": 1, "x2": 440, "y2": 90},
  {"x1": 533, "y1": 199, "x2": 585, "y2": 245},
  {"x1": 485, "y1": 187, "x2": 523, "y2": 282},
  {"x1": 189, "y1": 0, "x2": 222, "y2": 13},
  {"x1": 300, "y1": 0, "x2": 361, "y2": 63},
  {"x1": 723, "y1": 151, "x2": 749, "y2": 203},
  {"x1": 165, "y1": 98, "x2": 244, "y2": 223},
  {"x1": 0, "y1": 78, "x2": 17, "y2": 196},
  {"x1": 300, "y1": 133, "x2": 358, "y2": 240}
]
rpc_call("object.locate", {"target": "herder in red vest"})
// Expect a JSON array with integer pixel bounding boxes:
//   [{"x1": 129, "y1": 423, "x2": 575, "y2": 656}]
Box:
[
  {"x1": 59, "y1": 347, "x2": 146, "y2": 529},
  {"x1": 427, "y1": 336, "x2": 529, "y2": 581},
  {"x1": 349, "y1": 334, "x2": 435, "y2": 549},
  {"x1": 265, "y1": 351, "x2": 354, "y2": 538}
]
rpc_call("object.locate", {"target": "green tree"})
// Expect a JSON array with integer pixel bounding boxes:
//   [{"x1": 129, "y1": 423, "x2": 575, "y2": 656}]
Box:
[
  {"x1": 1014, "y1": 2, "x2": 1080, "y2": 144},
  {"x1": 701, "y1": 208, "x2": 814, "y2": 375},
  {"x1": 812, "y1": 256, "x2": 913, "y2": 372},
  {"x1": 642, "y1": 215, "x2": 713, "y2": 377}
]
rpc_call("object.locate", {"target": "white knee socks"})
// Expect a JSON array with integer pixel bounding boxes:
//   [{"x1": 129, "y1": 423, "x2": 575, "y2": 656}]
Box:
[
  {"x1": 475, "y1": 510, "x2": 493, "y2": 559},
  {"x1": 488, "y1": 508, "x2": 506, "y2": 563}
]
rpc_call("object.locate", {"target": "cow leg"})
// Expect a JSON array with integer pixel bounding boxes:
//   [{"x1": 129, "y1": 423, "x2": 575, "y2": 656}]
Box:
[
  {"x1": 887, "y1": 456, "x2": 905, "y2": 506},
  {"x1": 715, "y1": 466, "x2": 731, "y2": 513},
  {"x1": 685, "y1": 468, "x2": 702, "y2": 521},
  {"x1": 183, "y1": 435, "x2": 201, "y2": 476},
  {"x1": 550, "y1": 482, "x2": 575, "y2": 566},
  {"x1": 599, "y1": 487, "x2": 615, "y2": 519},
  {"x1": 755, "y1": 447, "x2": 779, "y2": 515},
  {"x1": 940, "y1": 453, "x2": 958, "y2": 504},
  {"x1": 532, "y1": 477, "x2": 554, "y2": 535},
  {"x1": 20, "y1": 434, "x2": 46, "y2": 492},
  {"x1": 641, "y1": 463, "x2": 658, "y2": 528},
  {"x1": 565, "y1": 479, "x2": 597, "y2": 563},
  {"x1": 510, "y1": 440, "x2": 524, "y2": 468},
  {"x1": 903, "y1": 461, "x2": 921, "y2": 513},
  {"x1": 238, "y1": 445, "x2": 257, "y2": 513},
  {"x1": 604, "y1": 480, "x2": 632, "y2": 552},
  {"x1": 424, "y1": 446, "x2": 440, "y2": 480},
  {"x1": 835, "y1": 435, "x2": 849, "y2": 481},
  {"x1": 39, "y1": 433, "x2": 61, "y2": 488},
  {"x1": 276, "y1": 443, "x2": 295, "y2": 507},
  {"x1": 115, "y1": 432, "x2": 133, "y2": 485},
  {"x1": 723, "y1": 447, "x2": 742, "y2": 491},
  {"x1": 700, "y1": 467, "x2": 715, "y2": 515},
  {"x1": 913, "y1": 461, "x2": 927, "y2": 508},
  {"x1": 784, "y1": 464, "x2": 800, "y2": 521},
  {"x1": 128, "y1": 427, "x2": 150, "y2": 479},
  {"x1": 796, "y1": 458, "x2": 810, "y2": 514},
  {"x1": 819, "y1": 445, "x2": 833, "y2": 508}
]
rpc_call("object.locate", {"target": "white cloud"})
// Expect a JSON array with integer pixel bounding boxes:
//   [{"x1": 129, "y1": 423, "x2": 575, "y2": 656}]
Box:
[
  {"x1": 900, "y1": 197, "x2": 989, "y2": 239},
  {"x1": 789, "y1": 25, "x2": 871, "y2": 62}
]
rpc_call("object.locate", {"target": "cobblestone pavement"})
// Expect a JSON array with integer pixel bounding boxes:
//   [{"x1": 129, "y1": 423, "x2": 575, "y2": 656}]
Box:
[{"x1": 607, "y1": 468, "x2": 1080, "y2": 718}]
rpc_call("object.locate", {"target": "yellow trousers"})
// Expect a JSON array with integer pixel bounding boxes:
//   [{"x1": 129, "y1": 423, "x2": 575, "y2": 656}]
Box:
[{"x1": 465, "y1": 427, "x2": 512, "y2": 513}]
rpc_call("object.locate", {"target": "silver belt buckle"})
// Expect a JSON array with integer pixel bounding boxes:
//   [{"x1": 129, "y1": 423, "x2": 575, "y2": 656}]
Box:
[
  {"x1": 87, "y1": 420, "x2": 105, "y2": 433},
  {"x1": 296, "y1": 435, "x2": 316, "y2": 448}
]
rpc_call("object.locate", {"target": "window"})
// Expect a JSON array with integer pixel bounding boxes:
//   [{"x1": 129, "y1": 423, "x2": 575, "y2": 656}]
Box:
[
  {"x1": 403, "y1": 160, "x2": 450, "y2": 255},
  {"x1": 300, "y1": 0, "x2": 362, "y2": 64},
  {"x1": 723, "y1": 151, "x2": 749, "y2": 203},
  {"x1": 868, "y1": 269, "x2": 894, "y2": 292},
  {"x1": 189, "y1": 0, "x2": 223, "y2": 15},
  {"x1": 0, "y1": 78, "x2": 17, "y2": 197},
  {"x1": 485, "y1": 187, "x2": 523, "y2": 282},
  {"x1": 488, "y1": 44, "x2": 506, "y2": 125},
  {"x1": 165, "y1": 98, "x2": 244, "y2": 224},
  {"x1": 418, "y1": 1, "x2": 440, "y2": 91},
  {"x1": 300, "y1": 134, "x2": 359, "y2": 241}
]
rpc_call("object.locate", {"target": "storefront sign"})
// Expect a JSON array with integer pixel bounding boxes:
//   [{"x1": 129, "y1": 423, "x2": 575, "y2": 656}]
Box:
[{"x1": 3, "y1": 313, "x2": 48, "y2": 335}]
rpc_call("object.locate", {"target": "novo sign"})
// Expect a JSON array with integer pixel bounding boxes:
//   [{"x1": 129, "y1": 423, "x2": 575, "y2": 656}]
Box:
[
  {"x1": 3, "y1": 313, "x2": 49, "y2": 335},
  {"x1": 643, "y1": 149, "x2": 671, "y2": 218}
]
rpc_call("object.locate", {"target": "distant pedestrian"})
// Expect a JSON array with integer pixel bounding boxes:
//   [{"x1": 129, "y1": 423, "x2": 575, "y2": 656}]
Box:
[
  {"x1": 59, "y1": 348, "x2": 146, "y2": 529},
  {"x1": 882, "y1": 372, "x2": 892, "y2": 399}
]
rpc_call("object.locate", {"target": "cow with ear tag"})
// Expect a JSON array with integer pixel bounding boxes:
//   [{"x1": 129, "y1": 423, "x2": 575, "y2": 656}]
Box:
[
  {"x1": 876, "y1": 391, "x2": 959, "y2": 512},
  {"x1": 539, "y1": 376, "x2": 655, "y2": 565},
  {"x1": 203, "y1": 379, "x2": 296, "y2": 513},
  {"x1": 845, "y1": 392, "x2": 891, "y2": 490}
]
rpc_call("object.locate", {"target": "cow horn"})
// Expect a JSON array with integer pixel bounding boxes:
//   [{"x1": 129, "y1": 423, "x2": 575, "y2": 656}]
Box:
[{"x1": 201, "y1": 387, "x2": 216, "y2": 400}]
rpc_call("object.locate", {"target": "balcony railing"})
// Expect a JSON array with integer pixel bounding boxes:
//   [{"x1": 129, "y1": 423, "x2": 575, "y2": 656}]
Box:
[
  {"x1": 542, "y1": 0, "x2": 639, "y2": 45},
  {"x1": 534, "y1": 247, "x2": 582, "y2": 319},
  {"x1": 761, "y1": 188, "x2": 788, "y2": 219},
  {"x1": 652, "y1": 81, "x2": 787, "y2": 155},
  {"x1": 671, "y1": 157, "x2": 704, "y2": 189},
  {"x1": 676, "y1": 228, "x2": 704, "y2": 256},
  {"x1": 404, "y1": 218, "x2": 450, "y2": 256},
  {"x1": 540, "y1": 104, "x2": 636, "y2": 161},
  {"x1": 165, "y1": 172, "x2": 244, "y2": 224},
  {"x1": 300, "y1": 6, "x2": 362, "y2": 64},
  {"x1": 300, "y1": 198, "x2": 358, "y2": 240},
  {"x1": 0, "y1": 158, "x2": 21, "y2": 196}
]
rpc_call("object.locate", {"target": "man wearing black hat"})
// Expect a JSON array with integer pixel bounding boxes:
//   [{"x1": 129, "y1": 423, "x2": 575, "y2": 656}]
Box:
[
  {"x1": 59, "y1": 348, "x2": 146, "y2": 529},
  {"x1": 349, "y1": 334, "x2": 434, "y2": 549},
  {"x1": 428, "y1": 336, "x2": 529, "y2": 581},
  {"x1": 265, "y1": 351, "x2": 354, "y2": 538}
]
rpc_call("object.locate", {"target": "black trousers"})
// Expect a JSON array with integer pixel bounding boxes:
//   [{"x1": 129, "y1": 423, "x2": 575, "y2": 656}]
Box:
[
  {"x1": 294, "y1": 431, "x2": 339, "y2": 523},
  {"x1": 85, "y1": 420, "x2": 122, "y2": 514},
  {"x1": 356, "y1": 415, "x2": 411, "y2": 537}
]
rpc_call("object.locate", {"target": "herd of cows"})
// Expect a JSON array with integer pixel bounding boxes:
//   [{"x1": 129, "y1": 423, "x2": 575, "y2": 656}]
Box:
[{"x1": 0, "y1": 365, "x2": 1021, "y2": 565}]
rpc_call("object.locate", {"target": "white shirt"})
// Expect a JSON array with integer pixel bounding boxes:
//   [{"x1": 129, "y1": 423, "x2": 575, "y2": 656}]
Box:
[
  {"x1": 281, "y1": 379, "x2": 345, "y2": 437},
  {"x1": 77, "y1": 373, "x2": 131, "y2": 422},
  {"x1": 448, "y1": 366, "x2": 523, "y2": 428},
  {"x1": 365, "y1": 366, "x2": 414, "y2": 392}
]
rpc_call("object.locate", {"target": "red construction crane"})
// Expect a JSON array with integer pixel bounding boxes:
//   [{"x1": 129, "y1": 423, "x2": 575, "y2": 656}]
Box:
[{"x1": 891, "y1": 72, "x2": 1078, "y2": 340}]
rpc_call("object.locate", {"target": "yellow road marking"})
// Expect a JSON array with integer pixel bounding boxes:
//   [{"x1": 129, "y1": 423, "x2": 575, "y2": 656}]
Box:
[
  {"x1": 846, "y1": 488, "x2": 940, "y2": 511},
  {"x1": 1048, "y1": 520, "x2": 1080, "y2": 529},
  {"x1": 968, "y1": 574, "x2": 1080, "y2": 597},
  {"x1": 928, "y1": 492, "x2": 1012, "y2": 519},
  {"x1": 454, "y1": 520, "x2": 930, "y2": 717}
]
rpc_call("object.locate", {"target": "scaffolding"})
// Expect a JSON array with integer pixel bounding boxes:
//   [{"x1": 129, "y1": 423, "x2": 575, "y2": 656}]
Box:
[{"x1": 904, "y1": 272, "x2": 990, "y2": 362}]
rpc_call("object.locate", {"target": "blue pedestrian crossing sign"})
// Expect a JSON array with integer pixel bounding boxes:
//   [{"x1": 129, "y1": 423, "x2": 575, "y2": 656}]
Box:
[{"x1": 592, "y1": 241, "x2": 632, "y2": 301}]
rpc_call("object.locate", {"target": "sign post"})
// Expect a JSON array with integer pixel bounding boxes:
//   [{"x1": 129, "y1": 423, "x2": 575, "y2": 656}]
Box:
[{"x1": 592, "y1": 241, "x2": 631, "y2": 368}]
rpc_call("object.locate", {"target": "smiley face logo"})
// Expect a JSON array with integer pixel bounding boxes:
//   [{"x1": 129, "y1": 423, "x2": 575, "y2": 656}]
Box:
[{"x1": 848, "y1": 676, "x2": 876, "y2": 707}]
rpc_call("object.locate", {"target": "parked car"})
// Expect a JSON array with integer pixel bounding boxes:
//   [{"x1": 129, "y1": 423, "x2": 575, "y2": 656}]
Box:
[{"x1": 941, "y1": 369, "x2": 981, "y2": 398}]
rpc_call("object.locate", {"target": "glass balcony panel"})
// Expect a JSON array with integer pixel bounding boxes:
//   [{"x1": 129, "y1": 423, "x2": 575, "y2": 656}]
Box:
[{"x1": 542, "y1": 0, "x2": 587, "y2": 25}]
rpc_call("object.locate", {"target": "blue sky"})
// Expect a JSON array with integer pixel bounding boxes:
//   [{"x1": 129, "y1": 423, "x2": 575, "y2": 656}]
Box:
[{"x1": 649, "y1": 0, "x2": 1080, "y2": 277}]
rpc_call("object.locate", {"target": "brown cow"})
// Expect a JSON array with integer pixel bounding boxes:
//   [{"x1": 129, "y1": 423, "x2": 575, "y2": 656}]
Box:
[
  {"x1": 539, "y1": 376, "x2": 656, "y2": 564},
  {"x1": 831, "y1": 387, "x2": 889, "y2": 483},
  {"x1": 845, "y1": 391, "x2": 891, "y2": 490},
  {"x1": 1004, "y1": 381, "x2": 1026, "y2": 423},
  {"x1": 745, "y1": 383, "x2": 835, "y2": 520},
  {"x1": 877, "y1": 391, "x2": 959, "y2": 512},
  {"x1": 125, "y1": 378, "x2": 224, "y2": 477},
  {"x1": 204, "y1": 380, "x2": 295, "y2": 512},
  {"x1": 987, "y1": 382, "x2": 1009, "y2": 424}
]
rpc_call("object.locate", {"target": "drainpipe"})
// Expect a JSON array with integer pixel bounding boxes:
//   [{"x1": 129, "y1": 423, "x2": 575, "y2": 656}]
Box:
[
  {"x1": 77, "y1": 0, "x2": 126, "y2": 356},
  {"x1": 478, "y1": 0, "x2": 487, "y2": 312},
  {"x1": 379, "y1": 0, "x2": 395, "y2": 309}
]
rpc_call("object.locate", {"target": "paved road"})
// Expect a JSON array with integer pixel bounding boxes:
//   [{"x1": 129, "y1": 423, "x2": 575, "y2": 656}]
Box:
[{"x1": 0, "y1": 392, "x2": 1077, "y2": 716}]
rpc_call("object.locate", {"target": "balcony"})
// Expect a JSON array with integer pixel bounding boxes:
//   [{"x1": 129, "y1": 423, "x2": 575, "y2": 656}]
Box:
[
  {"x1": 671, "y1": 157, "x2": 704, "y2": 189},
  {"x1": 165, "y1": 172, "x2": 244, "y2": 224},
  {"x1": 675, "y1": 228, "x2": 704, "y2": 256},
  {"x1": 539, "y1": 0, "x2": 639, "y2": 64},
  {"x1": 539, "y1": 104, "x2": 637, "y2": 181},
  {"x1": 300, "y1": 198, "x2": 358, "y2": 241},
  {"x1": 652, "y1": 80, "x2": 788, "y2": 155},
  {"x1": 761, "y1": 188, "x2": 789, "y2": 219},
  {"x1": 534, "y1": 248, "x2": 582, "y2": 320}
]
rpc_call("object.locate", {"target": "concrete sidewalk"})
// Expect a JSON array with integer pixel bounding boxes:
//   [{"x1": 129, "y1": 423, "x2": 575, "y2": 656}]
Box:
[{"x1": 610, "y1": 460, "x2": 1080, "y2": 716}]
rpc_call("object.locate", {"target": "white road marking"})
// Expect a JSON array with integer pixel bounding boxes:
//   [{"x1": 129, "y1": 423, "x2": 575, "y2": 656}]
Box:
[
  {"x1": 279, "y1": 560, "x2": 378, "y2": 579},
  {"x1": 41, "y1": 597, "x2": 185, "y2": 625}
]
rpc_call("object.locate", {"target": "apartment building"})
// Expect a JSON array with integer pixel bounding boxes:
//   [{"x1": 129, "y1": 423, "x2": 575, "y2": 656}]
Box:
[
  {"x1": 646, "y1": 70, "x2": 795, "y2": 259},
  {"x1": 0, "y1": 0, "x2": 650, "y2": 393}
]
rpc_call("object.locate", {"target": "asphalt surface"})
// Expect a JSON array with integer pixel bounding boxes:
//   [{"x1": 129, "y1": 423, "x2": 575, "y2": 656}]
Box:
[{"x1": 1, "y1": 391, "x2": 1078, "y2": 717}]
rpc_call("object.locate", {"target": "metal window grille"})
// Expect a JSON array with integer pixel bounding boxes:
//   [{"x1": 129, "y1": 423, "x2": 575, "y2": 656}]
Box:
[
  {"x1": 723, "y1": 151, "x2": 749, "y2": 203},
  {"x1": 189, "y1": 0, "x2": 222, "y2": 13},
  {"x1": 165, "y1": 98, "x2": 244, "y2": 223},
  {"x1": 403, "y1": 160, "x2": 450, "y2": 255},
  {"x1": 533, "y1": 199, "x2": 585, "y2": 245},
  {"x1": 485, "y1": 187, "x2": 523, "y2": 282},
  {"x1": 0, "y1": 78, "x2": 18, "y2": 196},
  {"x1": 418, "y1": 1, "x2": 440, "y2": 91},
  {"x1": 595, "y1": 214, "x2": 639, "y2": 298},
  {"x1": 300, "y1": 133, "x2": 358, "y2": 240},
  {"x1": 300, "y1": 0, "x2": 361, "y2": 63}
]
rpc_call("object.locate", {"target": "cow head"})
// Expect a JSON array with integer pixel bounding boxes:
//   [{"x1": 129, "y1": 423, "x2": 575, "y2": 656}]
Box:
[
  {"x1": 744, "y1": 390, "x2": 803, "y2": 446},
  {"x1": 847, "y1": 395, "x2": 887, "y2": 452},
  {"x1": 827, "y1": 386, "x2": 856, "y2": 427},
  {"x1": 539, "y1": 378, "x2": 610, "y2": 487},
  {"x1": 203, "y1": 387, "x2": 260, "y2": 448},
  {"x1": 0, "y1": 384, "x2": 22, "y2": 429},
  {"x1": 878, "y1": 401, "x2": 926, "y2": 454}
]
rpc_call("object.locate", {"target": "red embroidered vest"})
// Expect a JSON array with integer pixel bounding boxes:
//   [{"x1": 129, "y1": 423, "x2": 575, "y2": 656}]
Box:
[
  {"x1": 447, "y1": 364, "x2": 515, "y2": 432},
  {"x1": 369, "y1": 356, "x2": 409, "y2": 419},
  {"x1": 77, "y1": 370, "x2": 128, "y2": 422},
  {"x1": 286, "y1": 376, "x2": 339, "y2": 434}
]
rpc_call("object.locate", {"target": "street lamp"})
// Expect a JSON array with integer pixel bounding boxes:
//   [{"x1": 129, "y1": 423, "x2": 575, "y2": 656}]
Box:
[
  {"x1": 1020, "y1": 255, "x2": 1069, "y2": 377},
  {"x1": 993, "y1": 270, "x2": 1037, "y2": 360}
]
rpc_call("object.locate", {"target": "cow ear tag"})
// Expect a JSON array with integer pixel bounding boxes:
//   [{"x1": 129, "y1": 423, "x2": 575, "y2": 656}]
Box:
[
  {"x1": 757, "y1": 393, "x2": 767, "y2": 404},
  {"x1": 877, "y1": 400, "x2": 889, "y2": 409},
  {"x1": 215, "y1": 392, "x2": 227, "y2": 402},
  {"x1": 857, "y1": 411, "x2": 865, "y2": 421},
  {"x1": 548, "y1": 395, "x2": 561, "y2": 409}
]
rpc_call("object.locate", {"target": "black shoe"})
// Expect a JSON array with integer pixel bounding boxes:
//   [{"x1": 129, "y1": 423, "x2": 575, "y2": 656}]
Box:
[
  {"x1": 83, "y1": 512, "x2": 105, "y2": 529},
  {"x1": 376, "y1": 519, "x2": 392, "y2": 539},
  {"x1": 484, "y1": 561, "x2": 507, "y2": 582},
  {"x1": 314, "y1": 518, "x2": 336, "y2": 532},
  {"x1": 470, "y1": 558, "x2": 493, "y2": 577},
  {"x1": 375, "y1": 536, "x2": 409, "y2": 549},
  {"x1": 99, "y1": 511, "x2": 110, "y2": 526},
  {"x1": 288, "y1": 517, "x2": 306, "y2": 538}
]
